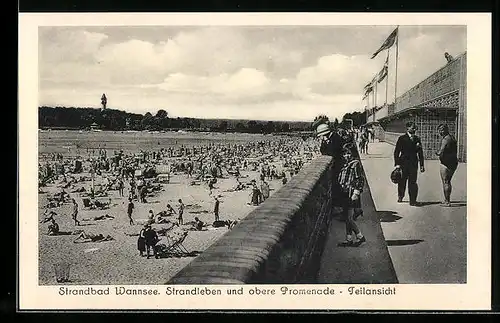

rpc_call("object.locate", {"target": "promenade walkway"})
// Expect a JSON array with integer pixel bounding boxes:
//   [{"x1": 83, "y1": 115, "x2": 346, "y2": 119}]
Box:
[
  {"x1": 360, "y1": 141, "x2": 467, "y2": 283},
  {"x1": 317, "y1": 141, "x2": 466, "y2": 284}
]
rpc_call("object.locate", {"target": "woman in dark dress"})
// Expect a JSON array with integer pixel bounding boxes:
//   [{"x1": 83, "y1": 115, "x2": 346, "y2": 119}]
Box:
[
  {"x1": 144, "y1": 225, "x2": 159, "y2": 259},
  {"x1": 137, "y1": 225, "x2": 147, "y2": 257}
]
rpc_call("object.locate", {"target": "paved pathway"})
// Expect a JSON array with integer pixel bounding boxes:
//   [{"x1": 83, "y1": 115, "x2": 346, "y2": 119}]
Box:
[
  {"x1": 317, "y1": 150, "x2": 398, "y2": 284},
  {"x1": 360, "y1": 141, "x2": 467, "y2": 283}
]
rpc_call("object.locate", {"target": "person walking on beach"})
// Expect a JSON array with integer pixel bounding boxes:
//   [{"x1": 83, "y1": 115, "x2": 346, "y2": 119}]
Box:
[
  {"x1": 261, "y1": 180, "x2": 270, "y2": 201},
  {"x1": 337, "y1": 147, "x2": 366, "y2": 247},
  {"x1": 71, "y1": 198, "x2": 80, "y2": 226},
  {"x1": 177, "y1": 199, "x2": 185, "y2": 225},
  {"x1": 129, "y1": 179, "x2": 136, "y2": 200},
  {"x1": 117, "y1": 177, "x2": 124, "y2": 197},
  {"x1": 127, "y1": 198, "x2": 135, "y2": 225},
  {"x1": 394, "y1": 121, "x2": 425, "y2": 206},
  {"x1": 435, "y1": 124, "x2": 458, "y2": 207},
  {"x1": 213, "y1": 195, "x2": 220, "y2": 222},
  {"x1": 139, "y1": 185, "x2": 147, "y2": 203}
]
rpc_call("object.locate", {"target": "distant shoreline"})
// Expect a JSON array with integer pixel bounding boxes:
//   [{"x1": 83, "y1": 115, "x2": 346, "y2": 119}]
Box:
[{"x1": 38, "y1": 128, "x2": 313, "y2": 136}]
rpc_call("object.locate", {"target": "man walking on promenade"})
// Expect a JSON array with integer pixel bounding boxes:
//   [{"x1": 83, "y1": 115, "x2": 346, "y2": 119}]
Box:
[
  {"x1": 394, "y1": 121, "x2": 425, "y2": 206},
  {"x1": 435, "y1": 124, "x2": 458, "y2": 207}
]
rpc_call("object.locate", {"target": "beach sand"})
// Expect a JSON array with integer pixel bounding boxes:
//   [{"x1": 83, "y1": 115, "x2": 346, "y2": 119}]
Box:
[{"x1": 38, "y1": 168, "x2": 287, "y2": 285}]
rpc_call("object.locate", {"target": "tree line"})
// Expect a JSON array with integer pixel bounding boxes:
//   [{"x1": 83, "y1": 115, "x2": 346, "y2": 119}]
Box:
[{"x1": 38, "y1": 106, "x2": 313, "y2": 134}]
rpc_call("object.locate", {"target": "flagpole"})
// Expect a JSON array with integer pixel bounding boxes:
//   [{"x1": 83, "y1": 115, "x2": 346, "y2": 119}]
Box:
[
  {"x1": 394, "y1": 26, "x2": 399, "y2": 104},
  {"x1": 385, "y1": 49, "x2": 390, "y2": 105}
]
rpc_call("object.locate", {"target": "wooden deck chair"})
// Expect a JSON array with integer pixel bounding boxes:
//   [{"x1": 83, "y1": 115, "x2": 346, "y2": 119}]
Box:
[{"x1": 154, "y1": 229, "x2": 196, "y2": 258}]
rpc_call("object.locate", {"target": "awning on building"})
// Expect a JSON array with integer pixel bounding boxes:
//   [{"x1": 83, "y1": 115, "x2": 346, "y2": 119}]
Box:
[{"x1": 377, "y1": 105, "x2": 458, "y2": 124}]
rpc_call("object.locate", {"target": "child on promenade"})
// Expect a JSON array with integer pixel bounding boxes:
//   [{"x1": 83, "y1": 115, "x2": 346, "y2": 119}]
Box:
[{"x1": 337, "y1": 147, "x2": 366, "y2": 247}]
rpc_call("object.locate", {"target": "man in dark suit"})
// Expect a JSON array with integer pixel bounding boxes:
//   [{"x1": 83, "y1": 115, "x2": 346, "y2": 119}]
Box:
[{"x1": 394, "y1": 121, "x2": 425, "y2": 206}]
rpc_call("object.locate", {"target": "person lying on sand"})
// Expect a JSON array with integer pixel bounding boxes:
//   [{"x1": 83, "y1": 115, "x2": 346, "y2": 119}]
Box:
[
  {"x1": 73, "y1": 231, "x2": 114, "y2": 243},
  {"x1": 193, "y1": 217, "x2": 205, "y2": 231},
  {"x1": 156, "y1": 210, "x2": 173, "y2": 223},
  {"x1": 47, "y1": 218, "x2": 60, "y2": 236},
  {"x1": 162, "y1": 204, "x2": 176, "y2": 217},
  {"x1": 81, "y1": 214, "x2": 115, "y2": 221}
]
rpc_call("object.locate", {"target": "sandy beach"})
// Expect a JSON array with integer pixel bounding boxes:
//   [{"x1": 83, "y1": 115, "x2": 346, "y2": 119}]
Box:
[{"x1": 38, "y1": 134, "x2": 317, "y2": 285}]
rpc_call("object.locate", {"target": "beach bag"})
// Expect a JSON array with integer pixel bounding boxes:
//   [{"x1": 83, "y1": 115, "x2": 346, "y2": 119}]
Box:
[
  {"x1": 390, "y1": 168, "x2": 403, "y2": 184},
  {"x1": 213, "y1": 220, "x2": 227, "y2": 228}
]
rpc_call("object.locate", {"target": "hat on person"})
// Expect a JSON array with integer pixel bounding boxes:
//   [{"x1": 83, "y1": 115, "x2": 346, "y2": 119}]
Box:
[
  {"x1": 438, "y1": 124, "x2": 449, "y2": 131},
  {"x1": 316, "y1": 123, "x2": 331, "y2": 137},
  {"x1": 342, "y1": 142, "x2": 355, "y2": 151}
]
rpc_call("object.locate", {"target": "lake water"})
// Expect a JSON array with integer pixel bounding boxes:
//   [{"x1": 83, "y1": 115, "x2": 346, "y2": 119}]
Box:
[{"x1": 39, "y1": 130, "x2": 286, "y2": 156}]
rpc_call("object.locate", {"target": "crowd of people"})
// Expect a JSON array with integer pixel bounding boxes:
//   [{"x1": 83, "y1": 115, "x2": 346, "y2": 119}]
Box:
[
  {"x1": 314, "y1": 117, "x2": 367, "y2": 248},
  {"x1": 315, "y1": 115, "x2": 459, "y2": 248},
  {"x1": 39, "y1": 134, "x2": 321, "y2": 260}
]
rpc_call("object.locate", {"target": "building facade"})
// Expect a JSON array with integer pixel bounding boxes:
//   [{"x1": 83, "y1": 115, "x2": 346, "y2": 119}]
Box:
[{"x1": 369, "y1": 52, "x2": 467, "y2": 162}]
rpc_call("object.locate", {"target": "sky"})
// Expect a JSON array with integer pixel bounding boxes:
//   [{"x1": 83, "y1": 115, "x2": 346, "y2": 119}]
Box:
[{"x1": 39, "y1": 25, "x2": 466, "y2": 122}]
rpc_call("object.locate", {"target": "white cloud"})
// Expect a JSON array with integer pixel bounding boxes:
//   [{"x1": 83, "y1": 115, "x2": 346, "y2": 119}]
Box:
[
  {"x1": 40, "y1": 30, "x2": 108, "y2": 64},
  {"x1": 294, "y1": 54, "x2": 380, "y2": 97},
  {"x1": 146, "y1": 68, "x2": 272, "y2": 100},
  {"x1": 39, "y1": 26, "x2": 467, "y2": 121}
]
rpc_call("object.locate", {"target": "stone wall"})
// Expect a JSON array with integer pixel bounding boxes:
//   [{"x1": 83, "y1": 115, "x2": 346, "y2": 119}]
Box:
[{"x1": 167, "y1": 155, "x2": 336, "y2": 284}]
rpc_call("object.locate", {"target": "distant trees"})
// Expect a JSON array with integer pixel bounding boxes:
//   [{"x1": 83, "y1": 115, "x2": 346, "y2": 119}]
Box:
[
  {"x1": 38, "y1": 106, "x2": 311, "y2": 133},
  {"x1": 235, "y1": 122, "x2": 246, "y2": 132},
  {"x1": 218, "y1": 120, "x2": 229, "y2": 132},
  {"x1": 263, "y1": 121, "x2": 275, "y2": 134},
  {"x1": 141, "y1": 112, "x2": 153, "y2": 130},
  {"x1": 342, "y1": 111, "x2": 367, "y2": 128}
]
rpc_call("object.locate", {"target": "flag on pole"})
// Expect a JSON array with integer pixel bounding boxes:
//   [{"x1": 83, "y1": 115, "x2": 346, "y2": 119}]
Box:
[
  {"x1": 362, "y1": 84, "x2": 373, "y2": 100},
  {"x1": 377, "y1": 65, "x2": 388, "y2": 83},
  {"x1": 363, "y1": 81, "x2": 373, "y2": 91},
  {"x1": 371, "y1": 27, "x2": 398, "y2": 59},
  {"x1": 377, "y1": 56, "x2": 389, "y2": 83}
]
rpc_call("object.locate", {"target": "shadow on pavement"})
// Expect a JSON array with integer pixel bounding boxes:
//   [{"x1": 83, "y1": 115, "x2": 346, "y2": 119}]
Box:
[
  {"x1": 417, "y1": 201, "x2": 442, "y2": 206},
  {"x1": 386, "y1": 239, "x2": 424, "y2": 246},
  {"x1": 448, "y1": 203, "x2": 467, "y2": 207},
  {"x1": 417, "y1": 201, "x2": 467, "y2": 207},
  {"x1": 450, "y1": 201, "x2": 467, "y2": 207},
  {"x1": 378, "y1": 211, "x2": 402, "y2": 223}
]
